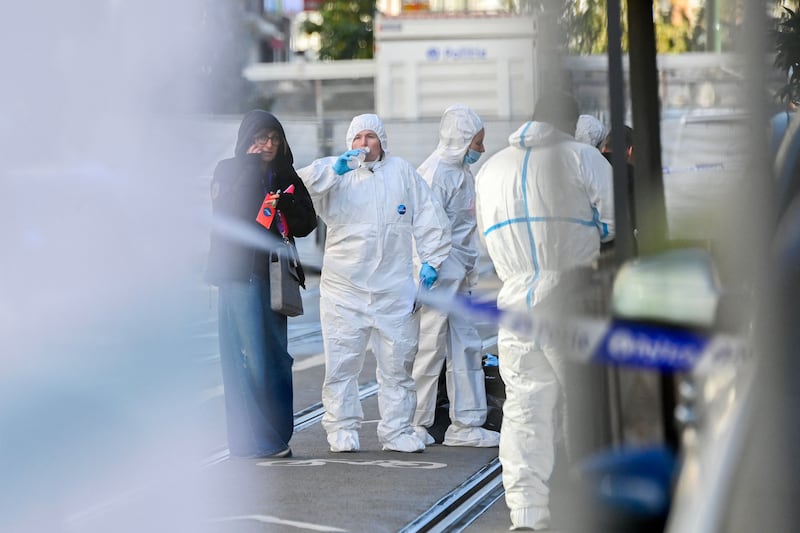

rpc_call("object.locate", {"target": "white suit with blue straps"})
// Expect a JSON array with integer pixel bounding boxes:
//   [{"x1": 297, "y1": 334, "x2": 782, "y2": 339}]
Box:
[{"x1": 475, "y1": 120, "x2": 614, "y2": 530}]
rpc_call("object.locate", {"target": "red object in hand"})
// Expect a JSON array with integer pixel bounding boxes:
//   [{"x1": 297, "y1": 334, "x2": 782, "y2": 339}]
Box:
[
  {"x1": 256, "y1": 192, "x2": 280, "y2": 229},
  {"x1": 257, "y1": 185, "x2": 295, "y2": 233}
]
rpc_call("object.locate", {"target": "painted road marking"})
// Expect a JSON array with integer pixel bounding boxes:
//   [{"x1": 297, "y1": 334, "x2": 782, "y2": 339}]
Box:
[
  {"x1": 258, "y1": 458, "x2": 447, "y2": 469},
  {"x1": 208, "y1": 514, "x2": 348, "y2": 532}
]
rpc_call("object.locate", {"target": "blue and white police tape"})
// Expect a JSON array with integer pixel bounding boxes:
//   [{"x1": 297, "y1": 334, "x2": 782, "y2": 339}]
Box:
[{"x1": 415, "y1": 289, "x2": 751, "y2": 375}]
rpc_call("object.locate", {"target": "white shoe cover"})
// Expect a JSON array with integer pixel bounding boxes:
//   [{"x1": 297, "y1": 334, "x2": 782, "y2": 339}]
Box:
[
  {"x1": 443, "y1": 425, "x2": 501, "y2": 447},
  {"x1": 382, "y1": 432, "x2": 425, "y2": 453},
  {"x1": 413, "y1": 426, "x2": 435, "y2": 445},
  {"x1": 328, "y1": 429, "x2": 360, "y2": 452},
  {"x1": 510, "y1": 506, "x2": 550, "y2": 530}
]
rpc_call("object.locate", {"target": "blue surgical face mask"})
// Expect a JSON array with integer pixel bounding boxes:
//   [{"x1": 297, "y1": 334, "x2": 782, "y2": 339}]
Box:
[{"x1": 463, "y1": 148, "x2": 481, "y2": 165}]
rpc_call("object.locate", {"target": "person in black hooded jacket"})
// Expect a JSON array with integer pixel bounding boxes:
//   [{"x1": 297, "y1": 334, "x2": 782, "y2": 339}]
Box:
[{"x1": 206, "y1": 110, "x2": 317, "y2": 458}]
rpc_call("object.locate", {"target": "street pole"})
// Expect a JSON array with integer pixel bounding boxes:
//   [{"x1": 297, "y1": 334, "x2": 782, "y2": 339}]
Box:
[
  {"x1": 606, "y1": 0, "x2": 635, "y2": 265},
  {"x1": 626, "y1": 0, "x2": 676, "y2": 452},
  {"x1": 627, "y1": 0, "x2": 668, "y2": 259},
  {"x1": 706, "y1": 0, "x2": 722, "y2": 53},
  {"x1": 603, "y1": 0, "x2": 629, "y2": 451},
  {"x1": 315, "y1": 78, "x2": 331, "y2": 247}
]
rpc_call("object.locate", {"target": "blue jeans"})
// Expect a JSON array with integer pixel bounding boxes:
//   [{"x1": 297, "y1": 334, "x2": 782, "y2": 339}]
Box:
[{"x1": 217, "y1": 275, "x2": 293, "y2": 457}]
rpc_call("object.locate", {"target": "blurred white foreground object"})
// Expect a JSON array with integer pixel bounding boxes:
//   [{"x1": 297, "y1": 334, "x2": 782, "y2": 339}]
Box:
[{"x1": 611, "y1": 248, "x2": 721, "y2": 328}]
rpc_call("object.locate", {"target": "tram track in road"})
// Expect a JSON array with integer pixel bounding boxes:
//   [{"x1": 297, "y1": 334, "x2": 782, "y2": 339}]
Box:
[
  {"x1": 201, "y1": 382, "x2": 505, "y2": 532},
  {"x1": 200, "y1": 334, "x2": 498, "y2": 467},
  {"x1": 200, "y1": 334, "x2": 504, "y2": 528},
  {"x1": 399, "y1": 333, "x2": 504, "y2": 532},
  {"x1": 200, "y1": 380, "x2": 380, "y2": 468},
  {"x1": 399, "y1": 458, "x2": 504, "y2": 533}
]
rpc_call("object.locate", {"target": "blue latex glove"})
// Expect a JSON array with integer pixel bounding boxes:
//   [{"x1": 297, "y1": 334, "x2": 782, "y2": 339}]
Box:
[
  {"x1": 419, "y1": 262, "x2": 438, "y2": 289},
  {"x1": 332, "y1": 149, "x2": 362, "y2": 175}
]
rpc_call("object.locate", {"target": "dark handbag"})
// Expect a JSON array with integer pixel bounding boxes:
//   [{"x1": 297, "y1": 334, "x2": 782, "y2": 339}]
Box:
[{"x1": 269, "y1": 238, "x2": 304, "y2": 317}]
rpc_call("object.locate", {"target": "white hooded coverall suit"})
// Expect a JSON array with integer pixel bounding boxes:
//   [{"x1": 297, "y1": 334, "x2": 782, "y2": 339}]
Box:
[
  {"x1": 575, "y1": 114, "x2": 607, "y2": 148},
  {"x1": 475, "y1": 121, "x2": 614, "y2": 529},
  {"x1": 412, "y1": 105, "x2": 499, "y2": 447},
  {"x1": 298, "y1": 114, "x2": 451, "y2": 452}
]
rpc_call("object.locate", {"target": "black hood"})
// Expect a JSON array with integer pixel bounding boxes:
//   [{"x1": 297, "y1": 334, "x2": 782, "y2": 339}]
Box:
[{"x1": 234, "y1": 110, "x2": 294, "y2": 172}]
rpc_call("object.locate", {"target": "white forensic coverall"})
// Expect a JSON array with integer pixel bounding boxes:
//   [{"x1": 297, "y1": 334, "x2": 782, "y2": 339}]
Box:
[
  {"x1": 575, "y1": 114, "x2": 607, "y2": 148},
  {"x1": 475, "y1": 120, "x2": 614, "y2": 529},
  {"x1": 298, "y1": 114, "x2": 451, "y2": 453},
  {"x1": 412, "y1": 105, "x2": 499, "y2": 447}
]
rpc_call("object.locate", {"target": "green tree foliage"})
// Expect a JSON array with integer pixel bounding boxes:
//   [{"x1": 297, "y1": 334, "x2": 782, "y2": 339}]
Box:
[
  {"x1": 654, "y1": 7, "x2": 694, "y2": 53},
  {"x1": 562, "y1": 0, "x2": 612, "y2": 54},
  {"x1": 562, "y1": 0, "x2": 707, "y2": 55},
  {"x1": 301, "y1": 0, "x2": 375, "y2": 60},
  {"x1": 299, "y1": 0, "x2": 751, "y2": 61}
]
